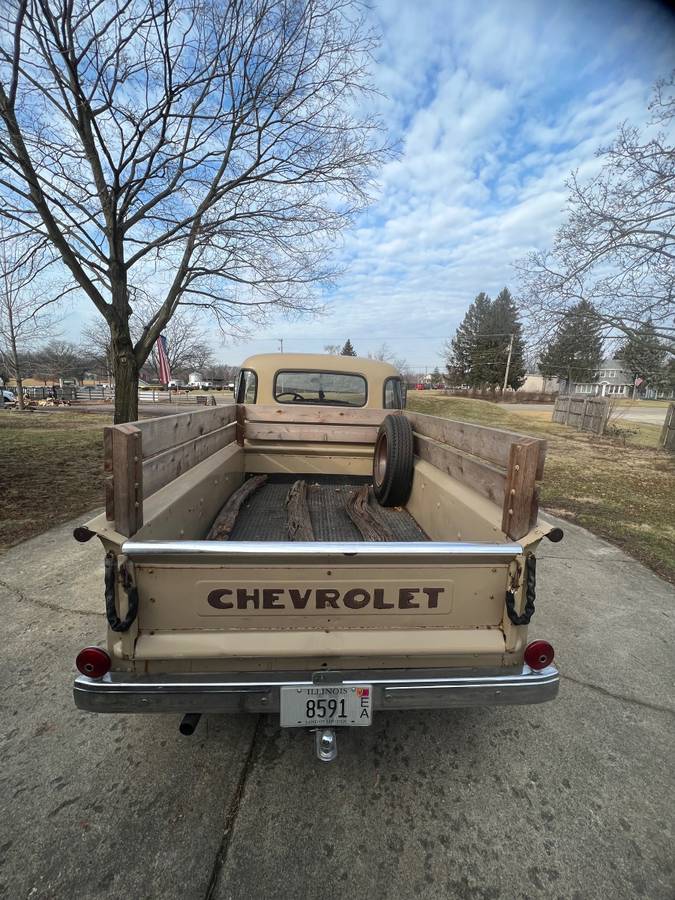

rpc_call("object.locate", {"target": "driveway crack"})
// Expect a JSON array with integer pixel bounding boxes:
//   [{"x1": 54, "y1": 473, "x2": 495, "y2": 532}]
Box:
[
  {"x1": 204, "y1": 716, "x2": 264, "y2": 899},
  {"x1": 0, "y1": 577, "x2": 104, "y2": 618},
  {"x1": 563, "y1": 674, "x2": 673, "y2": 715}
]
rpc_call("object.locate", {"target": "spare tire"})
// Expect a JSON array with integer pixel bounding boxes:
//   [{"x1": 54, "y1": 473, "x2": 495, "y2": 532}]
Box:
[{"x1": 372, "y1": 414, "x2": 414, "y2": 507}]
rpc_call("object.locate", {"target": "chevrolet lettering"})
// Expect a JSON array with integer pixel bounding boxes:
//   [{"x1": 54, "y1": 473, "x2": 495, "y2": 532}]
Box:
[{"x1": 205, "y1": 585, "x2": 446, "y2": 612}]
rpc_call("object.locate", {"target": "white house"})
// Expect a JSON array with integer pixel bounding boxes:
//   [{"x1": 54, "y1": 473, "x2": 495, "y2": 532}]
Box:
[{"x1": 188, "y1": 371, "x2": 203, "y2": 386}]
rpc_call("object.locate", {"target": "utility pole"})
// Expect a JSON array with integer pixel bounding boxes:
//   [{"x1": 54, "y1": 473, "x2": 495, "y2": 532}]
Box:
[
  {"x1": 502, "y1": 334, "x2": 514, "y2": 393},
  {"x1": 278, "y1": 338, "x2": 284, "y2": 353}
]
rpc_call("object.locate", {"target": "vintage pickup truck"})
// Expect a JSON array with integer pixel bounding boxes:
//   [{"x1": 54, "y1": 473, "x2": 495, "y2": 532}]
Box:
[{"x1": 73, "y1": 353, "x2": 561, "y2": 761}]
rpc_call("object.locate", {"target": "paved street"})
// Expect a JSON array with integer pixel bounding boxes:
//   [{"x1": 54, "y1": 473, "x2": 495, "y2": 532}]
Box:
[
  {"x1": 1, "y1": 513, "x2": 673, "y2": 900},
  {"x1": 505, "y1": 402, "x2": 669, "y2": 426}
]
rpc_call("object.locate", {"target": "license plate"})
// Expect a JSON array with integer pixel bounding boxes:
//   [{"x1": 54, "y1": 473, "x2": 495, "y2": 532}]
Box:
[{"x1": 280, "y1": 684, "x2": 373, "y2": 728}]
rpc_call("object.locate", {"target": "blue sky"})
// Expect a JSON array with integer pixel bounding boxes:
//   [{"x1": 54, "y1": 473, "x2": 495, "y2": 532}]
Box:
[{"x1": 71, "y1": 0, "x2": 675, "y2": 371}]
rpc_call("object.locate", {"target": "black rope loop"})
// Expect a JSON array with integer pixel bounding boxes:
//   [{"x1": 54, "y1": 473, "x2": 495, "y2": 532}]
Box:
[
  {"x1": 104, "y1": 552, "x2": 139, "y2": 632},
  {"x1": 505, "y1": 555, "x2": 536, "y2": 626}
]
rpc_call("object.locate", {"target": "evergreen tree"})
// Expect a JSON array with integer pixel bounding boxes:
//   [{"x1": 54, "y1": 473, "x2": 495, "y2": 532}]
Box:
[
  {"x1": 538, "y1": 299, "x2": 604, "y2": 386},
  {"x1": 341, "y1": 339, "x2": 356, "y2": 356},
  {"x1": 616, "y1": 321, "x2": 669, "y2": 391},
  {"x1": 444, "y1": 289, "x2": 525, "y2": 391},
  {"x1": 486, "y1": 288, "x2": 526, "y2": 390},
  {"x1": 444, "y1": 292, "x2": 491, "y2": 386}
]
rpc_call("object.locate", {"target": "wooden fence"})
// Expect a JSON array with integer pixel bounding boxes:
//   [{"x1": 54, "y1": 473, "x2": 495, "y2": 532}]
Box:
[
  {"x1": 552, "y1": 395, "x2": 609, "y2": 435},
  {"x1": 660, "y1": 403, "x2": 675, "y2": 451}
]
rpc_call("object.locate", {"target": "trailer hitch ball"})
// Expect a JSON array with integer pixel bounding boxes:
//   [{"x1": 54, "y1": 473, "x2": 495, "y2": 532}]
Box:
[{"x1": 315, "y1": 728, "x2": 338, "y2": 763}]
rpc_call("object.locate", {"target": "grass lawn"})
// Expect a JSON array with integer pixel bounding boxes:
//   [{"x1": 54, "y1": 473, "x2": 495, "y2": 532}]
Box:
[
  {"x1": 0, "y1": 410, "x2": 107, "y2": 551},
  {"x1": 407, "y1": 392, "x2": 675, "y2": 584}
]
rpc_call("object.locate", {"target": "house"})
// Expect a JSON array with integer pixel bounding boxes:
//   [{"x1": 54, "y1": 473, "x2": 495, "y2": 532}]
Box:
[
  {"x1": 572, "y1": 359, "x2": 633, "y2": 397},
  {"x1": 519, "y1": 372, "x2": 560, "y2": 393}
]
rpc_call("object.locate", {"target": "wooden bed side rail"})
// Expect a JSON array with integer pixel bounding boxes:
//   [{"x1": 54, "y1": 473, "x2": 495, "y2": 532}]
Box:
[
  {"x1": 104, "y1": 405, "x2": 237, "y2": 535},
  {"x1": 240, "y1": 404, "x2": 395, "y2": 445},
  {"x1": 404, "y1": 411, "x2": 547, "y2": 540}
]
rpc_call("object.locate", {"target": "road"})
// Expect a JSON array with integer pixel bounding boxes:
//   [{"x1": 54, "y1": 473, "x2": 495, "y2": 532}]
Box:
[
  {"x1": 1, "y1": 514, "x2": 673, "y2": 899},
  {"x1": 507, "y1": 402, "x2": 670, "y2": 425},
  {"x1": 505, "y1": 402, "x2": 668, "y2": 426}
]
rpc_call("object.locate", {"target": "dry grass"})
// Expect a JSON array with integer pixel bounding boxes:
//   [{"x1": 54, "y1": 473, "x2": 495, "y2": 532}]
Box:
[
  {"x1": 407, "y1": 393, "x2": 675, "y2": 583},
  {"x1": 0, "y1": 410, "x2": 107, "y2": 550}
]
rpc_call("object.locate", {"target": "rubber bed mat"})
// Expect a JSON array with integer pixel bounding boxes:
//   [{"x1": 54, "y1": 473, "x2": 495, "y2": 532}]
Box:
[{"x1": 228, "y1": 481, "x2": 428, "y2": 542}]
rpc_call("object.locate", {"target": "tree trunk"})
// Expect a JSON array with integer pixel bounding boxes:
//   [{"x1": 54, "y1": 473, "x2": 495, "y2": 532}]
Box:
[
  {"x1": 111, "y1": 331, "x2": 140, "y2": 423},
  {"x1": 10, "y1": 338, "x2": 24, "y2": 411}
]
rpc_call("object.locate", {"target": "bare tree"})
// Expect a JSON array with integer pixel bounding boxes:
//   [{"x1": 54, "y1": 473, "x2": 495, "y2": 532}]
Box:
[
  {"x1": 368, "y1": 341, "x2": 407, "y2": 373},
  {"x1": 516, "y1": 74, "x2": 675, "y2": 351},
  {"x1": 141, "y1": 309, "x2": 213, "y2": 381},
  {"x1": 0, "y1": 0, "x2": 387, "y2": 421},
  {"x1": 80, "y1": 317, "x2": 114, "y2": 383},
  {"x1": 0, "y1": 227, "x2": 58, "y2": 409}
]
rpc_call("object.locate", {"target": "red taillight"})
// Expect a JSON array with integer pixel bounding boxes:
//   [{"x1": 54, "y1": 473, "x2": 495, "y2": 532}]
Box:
[
  {"x1": 524, "y1": 640, "x2": 555, "y2": 671},
  {"x1": 76, "y1": 647, "x2": 111, "y2": 679}
]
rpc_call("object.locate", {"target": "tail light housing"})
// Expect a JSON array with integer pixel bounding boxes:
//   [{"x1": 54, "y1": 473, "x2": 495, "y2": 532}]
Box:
[
  {"x1": 76, "y1": 647, "x2": 111, "y2": 679},
  {"x1": 524, "y1": 640, "x2": 555, "y2": 671}
]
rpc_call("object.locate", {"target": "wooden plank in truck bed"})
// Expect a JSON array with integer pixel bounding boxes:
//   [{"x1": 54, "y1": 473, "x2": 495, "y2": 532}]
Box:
[
  {"x1": 244, "y1": 404, "x2": 390, "y2": 425},
  {"x1": 405, "y1": 411, "x2": 546, "y2": 480},
  {"x1": 413, "y1": 434, "x2": 506, "y2": 506},
  {"x1": 244, "y1": 422, "x2": 379, "y2": 443},
  {"x1": 142, "y1": 422, "x2": 237, "y2": 497},
  {"x1": 136, "y1": 405, "x2": 236, "y2": 458}
]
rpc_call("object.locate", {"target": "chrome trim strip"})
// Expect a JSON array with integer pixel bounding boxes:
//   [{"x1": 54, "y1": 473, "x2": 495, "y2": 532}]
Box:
[
  {"x1": 121, "y1": 539, "x2": 523, "y2": 560},
  {"x1": 73, "y1": 665, "x2": 559, "y2": 714}
]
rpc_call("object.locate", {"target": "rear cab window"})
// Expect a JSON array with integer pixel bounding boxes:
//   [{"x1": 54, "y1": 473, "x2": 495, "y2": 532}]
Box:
[{"x1": 274, "y1": 370, "x2": 367, "y2": 407}]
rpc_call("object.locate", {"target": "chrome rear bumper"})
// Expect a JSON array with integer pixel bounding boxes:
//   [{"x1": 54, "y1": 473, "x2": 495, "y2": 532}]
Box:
[{"x1": 74, "y1": 665, "x2": 559, "y2": 715}]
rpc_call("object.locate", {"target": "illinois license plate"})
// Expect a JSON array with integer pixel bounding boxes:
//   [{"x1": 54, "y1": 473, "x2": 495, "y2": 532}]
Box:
[{"x1": 280, "y1": 684, "x2": 373, "y2": 728}]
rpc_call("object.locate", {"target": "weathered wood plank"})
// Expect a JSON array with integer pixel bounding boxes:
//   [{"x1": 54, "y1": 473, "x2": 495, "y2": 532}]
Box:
[
  {"x1": 501, "y1": 439, "x2": 541, "y2": 540},
  {"x1": 135, "y1": 405, "x2": 236, "y2": 458},
  {"x1": 660, "y1": 402, "x2": 675, "y2": 450},
  {"x1": 245, "y1": 422, "x2": 379, "y2": 444},
  {"x1": 207, "y1": 475, "x2": 268, "y2": 540},
  {"x1": 244, "y1": 404, "x2": 391, "y2": 426},
  {"x1": 236, "y1": 403, "x2": 246, "y2": 447},
  {"x1": 405, "y1": 411, "x2": 546, "y2": 480},
  {"x1": 286, "y1": 480, "x2": 315, "y2": 541},
  {"x1": 414, "y1": 434, "x2": 507, "y2": 506},
  {"x1": 345, "y1": 485, "x2": 393, "y2": 542},
  {"x1": 112, "y1": 424, "x2": 143, "y2": 536},
  {"x1": 142, "y1": 422, "x2": 236, "y2": 498},
  {"x1": 103, "y1": 426, "x2": 114, "y2": 521}
]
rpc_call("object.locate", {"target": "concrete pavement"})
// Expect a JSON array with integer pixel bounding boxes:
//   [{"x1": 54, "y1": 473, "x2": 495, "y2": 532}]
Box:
[
  {"x1": 1, "y1": 513, "x2": 673, "y2": 899},
  {"x1": 506, "y1": 402, "x2": 668, "y2": 426}
]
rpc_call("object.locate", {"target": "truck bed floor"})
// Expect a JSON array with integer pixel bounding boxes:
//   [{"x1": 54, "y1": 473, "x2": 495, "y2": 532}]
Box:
[{"x1": 228, "y1": 480, "x2": 428, "y2": 542}]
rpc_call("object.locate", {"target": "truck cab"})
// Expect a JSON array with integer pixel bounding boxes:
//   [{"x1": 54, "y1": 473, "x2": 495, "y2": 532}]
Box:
[{"x1": 234, "y1": 353, "x2": 406, "y2": 410}]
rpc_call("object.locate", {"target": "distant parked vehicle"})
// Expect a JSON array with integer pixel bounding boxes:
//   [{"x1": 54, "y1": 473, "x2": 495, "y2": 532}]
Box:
[{"x1": 1, "y1": 389, "x2": 17, "y2": 408}]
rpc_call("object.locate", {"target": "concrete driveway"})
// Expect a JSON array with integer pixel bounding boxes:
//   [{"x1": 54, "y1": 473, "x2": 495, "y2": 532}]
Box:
[{"x1": 1, "y1": 514, "x2": 673, "y2": 900}]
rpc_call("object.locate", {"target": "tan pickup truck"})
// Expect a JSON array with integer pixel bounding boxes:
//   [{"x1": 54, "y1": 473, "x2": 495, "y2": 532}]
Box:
[{"x1": 73, "y1": 353, "x2": 561, "y2": 761}]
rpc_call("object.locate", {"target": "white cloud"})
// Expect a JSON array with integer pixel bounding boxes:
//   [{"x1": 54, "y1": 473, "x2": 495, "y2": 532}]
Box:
[{"x1": 66, "y1": 0, "x2": 675, "y2": 369}]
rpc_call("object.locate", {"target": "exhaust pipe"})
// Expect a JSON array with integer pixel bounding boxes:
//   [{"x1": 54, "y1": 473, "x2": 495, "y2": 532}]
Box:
[{"x1": 179, "y1": 713, "x2": 202, "y2": 736}]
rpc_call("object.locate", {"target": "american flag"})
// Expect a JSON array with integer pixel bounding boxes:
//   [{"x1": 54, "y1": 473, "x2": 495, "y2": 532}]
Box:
[{"x1": 156, "y1": 334, "x2": 171, "y2": 385}]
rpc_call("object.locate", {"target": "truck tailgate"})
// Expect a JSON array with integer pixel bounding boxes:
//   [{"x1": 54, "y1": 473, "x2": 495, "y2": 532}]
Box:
[{"x1": 122, "y1": 540, "x2": 521, "y2": 639}]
